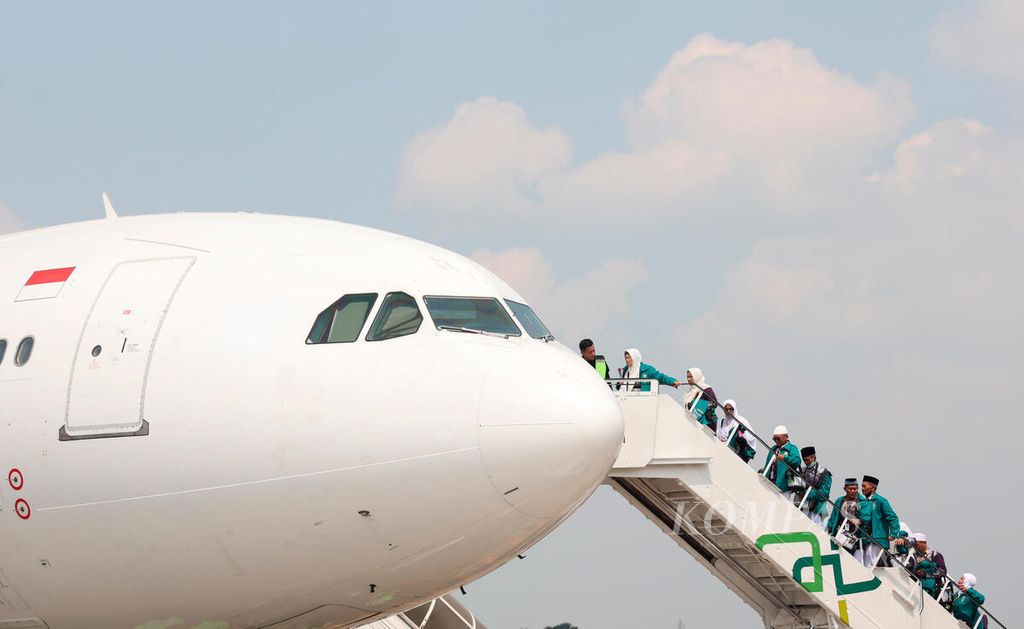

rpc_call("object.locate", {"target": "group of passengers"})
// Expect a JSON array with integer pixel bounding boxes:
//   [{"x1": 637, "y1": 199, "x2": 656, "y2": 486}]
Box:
[{"x1": 578, "y1": 339, "x2": 990, "y2": 628}]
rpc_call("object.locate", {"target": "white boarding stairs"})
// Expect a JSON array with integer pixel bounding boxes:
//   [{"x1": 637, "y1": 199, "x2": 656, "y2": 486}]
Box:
[
  {"x1": 358, "y1": 593, "x2": 483, "y2": 629},
  {"x1": 606, "y1": 385, "x2": 973, "y2": 629}
]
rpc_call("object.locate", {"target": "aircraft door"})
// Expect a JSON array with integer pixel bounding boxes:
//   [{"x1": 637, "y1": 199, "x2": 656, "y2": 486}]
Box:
[{"x1": 62, "y1": 257, "x2": 195, "y2": 440}]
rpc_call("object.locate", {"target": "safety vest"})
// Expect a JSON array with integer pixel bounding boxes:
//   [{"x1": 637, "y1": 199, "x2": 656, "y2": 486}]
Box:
[{"x1": 594, "y1": 356, "x2": 608, "y2": 378}]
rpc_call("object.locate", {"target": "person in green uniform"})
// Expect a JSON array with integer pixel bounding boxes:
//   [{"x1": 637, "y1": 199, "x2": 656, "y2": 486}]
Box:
[
  {"x1": 683, "y1": 368, "x2": 719, "y2": 430},
  {"x1": 892, "y1": 522, "x2": 912, "y2": 564},
  {"x1": 856, "y1": 474, "x2": 900, "y2": 568},
  {"x1": 618, "y1": 348, "x2": 682, "y2": 392},
  {"x1": 717, "y1": 400, "x2": 757, "y2": 462},
  {"x1": 579, "y1": 339, "x2": 609, "y2": 379},
  {"x1": 951, "y1": 573, "x2": 986, "y2": 626},
  {"x1": 827, "y1": 478, "x2": 862, "y2": 554},
  {"x1": 762, "y1": 426, "x2": 801, "y2": 498},
  {"x1": 797, "y1": 446, "x2": 832, "y2": 529},
  {"x1": 904, "y1": 533, "x2": 946, "y2": 599}
]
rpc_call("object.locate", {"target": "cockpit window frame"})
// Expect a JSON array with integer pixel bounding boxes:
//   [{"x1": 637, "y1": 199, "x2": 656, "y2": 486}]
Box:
[
  {"x1": 504, "y1": 299, "x2": 554, "y2": 341},
  {"x1": 423, "y1": 295, "x2": 523, "y2": 338},
  {"x1": 365, "y1": 291, "x2": 424, "y2": 342},
  {"x1": 305, "y1": 292, "x2": 379, "y2": 345}
]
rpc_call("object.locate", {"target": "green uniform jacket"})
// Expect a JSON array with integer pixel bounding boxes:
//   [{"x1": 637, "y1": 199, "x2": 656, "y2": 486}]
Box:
[
  {"x1": 827, "y1": 494, "x2": 863, "y2": 537},
  {"x1": 762, "y1": 442, "x2": 801, "y2": 492},
  {"x1": 952, "y1": 588, "x2": 985, "y2": 625},
  {"x1": 801, "y1": 464, "x2": 832, "y2": 516},
  {"x1": 913, "y1": 558, "x2": 940, "y2": 598},
  {"x1": 622, "y1": 363, "x2": 678, "y2": 392},
  {"x1": 727, "y1": 429, "x2": 756, "y2": 461},
  {"x1": 858, "y1": 492, "x2": 900, "y2": 547},
  {"x1": 894, "y1": 530, "x2": 911, "y2": 558}
]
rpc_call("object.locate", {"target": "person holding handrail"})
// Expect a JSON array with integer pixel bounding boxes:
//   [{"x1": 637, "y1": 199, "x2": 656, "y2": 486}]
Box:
[
  {"x1": 951, "y1": 573, "x2": 986, "y2": 627},
  {"x1": 797, "y1": 446, "x2": 832, "y2": 529},
  {"x1": 904, "y1": 533, "x2": 946, "y2": 599},
  {"x1": 892, "y1": 522, "x2": 913, "y2": 565},
  {"x1": 717, "y1": 399, "x2": 756, "y2": 462},
  {"x1": 618, "y1": 348, "x2": 682, "y2": 392},
  {"x1": 762, "y1": 426, "x2": 801, "y2": 499},
  {"x1": 683, "y1": 367, "x2": 718, "y2": 429},
  {"x1": 827, "y1": 478, "x2": 863, "y2": 555},
  {"x1": 856, "y1": 475, "x2": 901, "y2": 568}
]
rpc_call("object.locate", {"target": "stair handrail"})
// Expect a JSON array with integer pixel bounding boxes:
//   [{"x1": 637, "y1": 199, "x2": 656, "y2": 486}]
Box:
[
  {"x1": 606, "y1": 377, "x2": 660, "y2": 393},
  {"x1": 681, "y1": 383, "x2": 1006, "y2": 629}
]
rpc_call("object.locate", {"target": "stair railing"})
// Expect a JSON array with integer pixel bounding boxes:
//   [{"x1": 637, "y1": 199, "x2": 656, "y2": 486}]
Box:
[{"x1": 674, "y1": 382, "x2": 1007, "y2": 629}]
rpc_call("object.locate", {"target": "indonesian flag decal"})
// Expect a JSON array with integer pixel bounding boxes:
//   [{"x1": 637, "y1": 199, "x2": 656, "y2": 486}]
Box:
[{"x1": 16, "y1": 266, "x2": 76, "y2": 302}]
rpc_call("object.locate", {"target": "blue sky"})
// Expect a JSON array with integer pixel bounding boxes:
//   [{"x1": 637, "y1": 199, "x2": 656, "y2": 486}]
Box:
[
  {"x1": 2, "y1": 2, "x2": 1021, "y2": 627},
  {"x1": 3, "y1": 1, "x2": 1015, "y2": 230}
]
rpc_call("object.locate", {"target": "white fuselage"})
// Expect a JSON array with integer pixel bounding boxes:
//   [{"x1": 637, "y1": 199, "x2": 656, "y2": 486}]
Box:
[{"x1": 0, "y1": 214, "x2": 623, "y2": 628}]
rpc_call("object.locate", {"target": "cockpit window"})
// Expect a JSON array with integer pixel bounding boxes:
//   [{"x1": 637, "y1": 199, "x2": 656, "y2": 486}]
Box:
[
  {"x1": 306, "y1": 293, "x2": 378, "y2": 344},
  {"x1": 367, "y1": 292, "x2": 423, "y2": 341},
  {"x1": 424, "y1": 296, "x2": 521, "y2": 337},
  {"x1": 0, "y1": 339, "x2": 6, "y2": 365},
  {"x1": 505, "y1": 300, "x2": 553, "y2": 340}
]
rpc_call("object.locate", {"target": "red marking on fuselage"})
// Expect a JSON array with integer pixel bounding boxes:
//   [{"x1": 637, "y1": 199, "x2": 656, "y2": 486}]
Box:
[
  {"x1": 8, "y1": 468, "x2": 23, "y2": 491},
  {"x1": 25, "y1": 267, "x2": 75, "y2": 286}
]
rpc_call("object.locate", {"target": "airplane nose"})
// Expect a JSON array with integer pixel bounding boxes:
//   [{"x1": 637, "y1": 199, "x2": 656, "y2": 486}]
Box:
[{"x1": 477, "y1": 346, "x2": 624, "y2": 519}]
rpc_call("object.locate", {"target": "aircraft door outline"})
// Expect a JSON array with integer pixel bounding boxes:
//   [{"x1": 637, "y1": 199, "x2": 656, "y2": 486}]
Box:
[{"x1": 61, "y1": 256, "x2": 196, "y2": 441}]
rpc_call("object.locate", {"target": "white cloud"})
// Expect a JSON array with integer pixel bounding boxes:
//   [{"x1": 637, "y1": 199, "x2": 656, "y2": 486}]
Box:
[
  {"x1": 396, "y1": 35, "x2": 912, "y2": 220},
  {"x1": 471, "y1": 247, "x2": 647, "y2": 340},
  {"x1": 470, "y1": 248, "x2": 556, "y2": 304},
  {"x1": 623, "y1": 35, "x2": 912, "y2": 203},
  {"x1": 870, "y1": 118, "x2": 1024, "y2": 220},
  {"x1": 675, "y1": 119, "x2": 1024, "y2": 424},
  {"x1": 395, "y1": 98, "x2": 572, "y2": 216},
  {"x1": 540, "y1": 141, "x2": 731, "y2": 215},
  {"x1": 930, "y1": 0, "x2": 1024, "y2": 80},
  {"x1": 0, "y1": 202, "x2": 25, "y2": 234}
]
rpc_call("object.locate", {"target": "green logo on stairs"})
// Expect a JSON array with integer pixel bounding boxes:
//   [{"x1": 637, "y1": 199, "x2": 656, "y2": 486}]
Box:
[{"x1": 756, "y1": 532, "x2": 881, "y2": 596}]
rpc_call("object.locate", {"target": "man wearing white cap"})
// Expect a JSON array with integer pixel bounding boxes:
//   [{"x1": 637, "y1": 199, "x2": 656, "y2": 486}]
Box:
[
  {"x1": 904, "y1": 533, "x2": 946, "y2": 599},
  {"x1": 761, "y1": 425, "x2": 801, "y2": 499},
  {"x1": 952, "y1": 573, "x2": 986, "y2": 626}
]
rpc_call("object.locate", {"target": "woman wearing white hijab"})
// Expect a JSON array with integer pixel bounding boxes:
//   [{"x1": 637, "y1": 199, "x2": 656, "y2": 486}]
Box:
[
  {"x1": 618, "y1": 348, "x2": 682, "y2": 392},
  {"x1": 717, "y1": 399, "x2": 757, "y2": 462},
  {"x1": 684, "y1": 367, "x2": 719, "y2": 428},
  {"x1": 952, "y1": 573, "x2": 986, "y2": 625}
]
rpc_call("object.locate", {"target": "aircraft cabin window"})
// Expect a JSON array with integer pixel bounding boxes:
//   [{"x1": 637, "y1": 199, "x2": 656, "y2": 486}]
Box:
[
  {"x1": 424, "y1": 296, "x2": 521, "y2": 337},
  {"x1": 0, "y1": 339, "x2": 7, "y2": 365},
  {"x1": 366, "y1": 292, "x2": 423, "y2": 341},
  {"x1": 306, "y1": 293, "x2": 378, "y2": 344},
  {"x1": 14, "y1": 337, "x2": 34, "y2": 366},
  {"x1": 505, "y1": 300, "x2": 554, "y2": 340}
]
